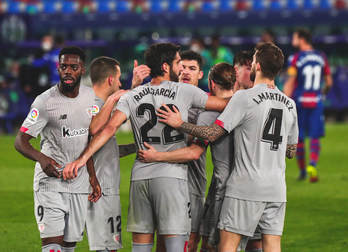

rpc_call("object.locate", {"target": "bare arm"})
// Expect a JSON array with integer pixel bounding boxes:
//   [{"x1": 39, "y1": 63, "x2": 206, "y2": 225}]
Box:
[
  {"x1": 322, "y1": 74, "x2": 333, "y2": 96},
  {"x1": 90, "y1": 89, "x2": 128, "y2": 136},
  {"x1": 157, "y1": 103, "x2": 227, "y2": 142},
  {"x1": 286, "y1": 144, "x2": 297, "y2": 159},
  {"x1": 119, "y1": 143, "x2": 137, "y2": 157},
  {"x1": 86, "y1": 157, "x2": 101, "y2": 202},
  {"x1": 283, "y1": 75, "x2": 296, "y2": 97},
  {"x1": 204, "y1": 96, "x2": 230, "y2": 112},
  {"x1": 138, "y1": 141, "x2": 206, "y2": 163},
  {"x1": 63, "y1": 110, "x2": 127, "y2": 180},
  {"x1": 15, "y1": 131, "x2": 61, "y2": 177}
]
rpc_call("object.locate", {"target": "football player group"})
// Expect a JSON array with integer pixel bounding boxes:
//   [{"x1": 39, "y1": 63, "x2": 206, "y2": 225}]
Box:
[{"x1": 15, "y1": 28, "x2": 331, "y2": 252}]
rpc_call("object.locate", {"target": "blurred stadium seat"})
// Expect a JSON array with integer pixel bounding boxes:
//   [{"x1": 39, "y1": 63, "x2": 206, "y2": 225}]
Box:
[
  {"x1": 253, "y1": 0, "x2": 265, "y2": 10},
  {"x1": 61, "y1": 0, "x2": 78, "y2": 13},
  {"x1": 270, "y1": 0, "x2": 282, "y2": 10},
  {"x1": 168, "y1": 0, "x2": 181, "y2": 12},
  {"x1": 116, "y1": 0, "x2": 130, "y2": 13}
]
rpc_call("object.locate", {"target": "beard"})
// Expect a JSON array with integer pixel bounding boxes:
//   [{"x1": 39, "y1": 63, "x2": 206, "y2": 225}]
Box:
[
  {"x1": 169, "y1": 68, "x2": 179, "y2": 82},
  {"x1": 250, "y1": 67, "x2": 256, "y2": 82},
  {"x1": 59, "y1": 75, "x2": 81, "y2": 92}
]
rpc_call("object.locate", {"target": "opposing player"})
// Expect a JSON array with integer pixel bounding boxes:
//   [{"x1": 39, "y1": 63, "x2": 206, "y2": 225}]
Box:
[
  {"x1": 14, "y1": 46, "x2": 101, "y2": 252},
  {"x1": 86, "y1": 56, "x2": 135, "y2": 252},
  {"x1": 157, "y1": 42, "x2": 298, "y2": 252},
  {"x1": 283, "y1": 28, "x2": 333, "y2": 182},
  {"x1": 63, "y1": 42, "x2": 230, "y2": 252}
]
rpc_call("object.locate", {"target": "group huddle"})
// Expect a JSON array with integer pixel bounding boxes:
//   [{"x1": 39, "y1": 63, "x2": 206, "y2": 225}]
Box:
[{"x1": 15, "y1": 29, "x2": 332, "y2": 252}]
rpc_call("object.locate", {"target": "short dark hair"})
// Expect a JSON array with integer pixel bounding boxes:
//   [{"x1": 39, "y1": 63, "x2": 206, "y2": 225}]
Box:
[
  {"x1": 295, "y1": 28, "x2": 312, "y2": 44},
  {"x1": 208, "y1": 62, "x2": 236, "y2": 91},
  {"x1": 233, "y1": 51, "x2": 254, "y2": 67},
  {"x1": 90, "y1": 56, "x2": 120, "y2": 86},
  {"x1": 144, "y1": 43, "x2": 181, "y2": 78},
  {"x1": 180, "y1": 50, "x2": 203, "y2": 71},
  {"x1": 54, "y1": 35, "x2": 65, "y2": 47},
  {"x1": 59, "y1": 46, "x2": 86, "y2": 62},
  {"x1": 254, "y1": 42, "x2": 284, "y2": 80}
]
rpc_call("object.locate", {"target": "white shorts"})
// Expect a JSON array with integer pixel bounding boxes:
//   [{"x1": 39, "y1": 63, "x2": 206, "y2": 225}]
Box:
[
  {"x1": 85, "y1": 193, "x2": 123, "y2": 251},
  {"x1": 34, "y1": 191, "x2": 88, "y2": 242},
  {"x1": 127, "y1": 178, "x2": 191, "y2": 235},
  {"x1": 189, "y1": 193, "x2": 205, "y2": 233},
  {"x1": 218, "y1": 197, "x2": 286, "y2": 237}
]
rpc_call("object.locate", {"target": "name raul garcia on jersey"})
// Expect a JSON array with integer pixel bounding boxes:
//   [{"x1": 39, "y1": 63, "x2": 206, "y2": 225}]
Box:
[
  {"x1": 62, "y1": 126, "x2": 89, "y2": 138},
  {"x1": 253, "y1": 92, "x2": 294, "y2": 111},
  {"x1": 133, "y1": 87, "x2": 176, "y2": 102}
]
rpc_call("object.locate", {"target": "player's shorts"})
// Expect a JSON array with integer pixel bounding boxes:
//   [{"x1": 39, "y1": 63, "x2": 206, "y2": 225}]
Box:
[
  {"x1": 34, "y1": 191, "x2": 88, "y2": 241},
  {"x1": 297, "y1": 105, "x2": 324, "y2": 141},
  {"x1": 85, "y1": 193, "x2": 122, "y2": 251},
  {"x1": 189, "y1": 193, "x2": 205, "y2": 233},
  {"x1": 217, "y1": 197, "x2": 286, "y2": 237},
  {"x1": 127, "y1": 178, "x2": 191, "y2": 235}
]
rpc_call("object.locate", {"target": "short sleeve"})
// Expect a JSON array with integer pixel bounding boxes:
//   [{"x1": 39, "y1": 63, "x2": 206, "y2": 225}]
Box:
[
  {"x1": 185, "y1": 84, "x2": 209, "y2": 110},
  {"x1": 322, "y1": 53, "x2": 331, "y2": 76},
  {"x1": 287, "y1": 54, "x2": 298, "y2": 76},
  {"x1": 116, "y1": 94, "x2": 131, "y2": 119},
  {"x1": 20, "y1": 97, "x2": 49, "y2": 138},
  {"x1": 215, "y1": 91, "x2": 247, "y2": 133}
]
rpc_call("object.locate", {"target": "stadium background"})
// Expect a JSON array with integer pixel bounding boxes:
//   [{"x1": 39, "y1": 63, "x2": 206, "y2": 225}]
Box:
[{"x1": 0, "y1": 0, "x2": 347, "y2": 251}]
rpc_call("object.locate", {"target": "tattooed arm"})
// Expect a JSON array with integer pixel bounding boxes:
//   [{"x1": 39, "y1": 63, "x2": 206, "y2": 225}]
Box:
[
  {"x1": 119, "y1": 143, "x2": 137, "y2": 157},
  {"x1": 286, "y1": 144, "x2": 297, "y2": 159},
  {"x1": 179, "y1": 122, "x2": 227, "y2": 142}
]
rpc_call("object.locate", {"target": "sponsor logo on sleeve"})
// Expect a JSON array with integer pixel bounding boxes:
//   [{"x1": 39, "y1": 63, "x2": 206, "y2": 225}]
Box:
[
  {"x1": 92, "y1": 105, "x2": 99, "y2": 118},
  {"x1": 28, "y1": 108, "x2": 39, "y2": 123}
]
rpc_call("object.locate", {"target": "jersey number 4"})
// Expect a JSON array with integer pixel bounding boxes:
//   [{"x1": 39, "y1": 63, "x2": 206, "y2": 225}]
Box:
[
  {"x1": 262, "y1": 108, "x2": 283, "y2": 151},
  {"x1": 137, "y1": 103, "x2": 184, "y2": 145}
]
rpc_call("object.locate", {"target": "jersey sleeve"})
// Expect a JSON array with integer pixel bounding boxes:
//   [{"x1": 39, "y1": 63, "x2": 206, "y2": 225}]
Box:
[
  {"x1": 287, "y1": 54, "x2": 298, "y2": 77},
  {"x1": 20, "y1": 96, "x2": 49, "y2": 138},
  {"x1": 287, "y1": 105, "x2": 299, "y2": 145},
  {"x1": 115, "y1": 93, "x2": 131, "y2": 119},
  {"x1": 322, "y1": 52, "x2": 331, "y2": 76},
  {"x1": 215, "y1": 91, "x2": 247, "y2": 133},
  {"x1": 186, "y1": 85, "x2": 209, "y2": 109}
]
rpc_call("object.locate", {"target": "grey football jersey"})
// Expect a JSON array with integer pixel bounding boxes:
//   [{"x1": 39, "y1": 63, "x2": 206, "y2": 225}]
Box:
[
  {"x1": 20, "y1": 85, "x2": 95, "y2": 193},
  {"x1": 216, "y1": 84, "x2": 298, "y2": 202},
  {"x1": 91, "y1": 96, "x2": 120, "y2": 195},
  {"x1": 197, "y1": 111, "x2": 233, "y2": 199},
  {"x1": 116, "y1": 81, "x2": 208, "y2": 181},
  {"x1": 187, "y1": 108, "x2": 207, "y2": 197}
]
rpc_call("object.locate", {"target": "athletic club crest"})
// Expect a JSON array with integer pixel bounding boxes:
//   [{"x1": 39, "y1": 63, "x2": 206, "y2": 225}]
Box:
[
  {"x1": 113, "y1": 233, "x2": 121, "y2": 244},
  {"x1": 86, "y1": 107, "x2": 93, "y2": 118},
  {"x1": 38, "y1": 222, "x2": 45, "y2": 233}
]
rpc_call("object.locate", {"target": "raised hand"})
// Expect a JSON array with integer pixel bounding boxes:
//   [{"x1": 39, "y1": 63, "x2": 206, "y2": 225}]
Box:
[{"x1": 131, "y1": 60, "x2": 151, "y2": 89}]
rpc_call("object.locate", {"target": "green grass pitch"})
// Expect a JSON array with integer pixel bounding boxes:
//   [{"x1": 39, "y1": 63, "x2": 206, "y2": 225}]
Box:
[{"x1": 0, "y1": 123, "x2": 347, "y2": 251}]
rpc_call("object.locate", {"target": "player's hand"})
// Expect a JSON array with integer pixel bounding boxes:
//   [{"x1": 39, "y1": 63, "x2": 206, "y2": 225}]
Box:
[
  {"x1": 38, "y1": 154, "x2": 61, "y2": 178},
  {"x1": 88, "y1": 175, "x2": 101, "y2": 202},
  {"x1": 157, "y1": 103, "x2": 183, "y2": 129},
  {"x1": 109, "y1": 89, "x2": 129, "y2": 102},
  {"x1": 63, "y1": 159, "x2": 86, "y2": 180},
  {"x1": 138, "y1": 142, "x2": 159, "y2": 163},
  {"x1": 131, "y1": 60, "x2": 151, "y2": 89}
]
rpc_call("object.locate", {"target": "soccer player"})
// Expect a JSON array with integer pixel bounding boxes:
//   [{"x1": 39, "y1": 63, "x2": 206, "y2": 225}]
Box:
[
  {"x1": 283, "y1": 28, "x2": 333, "y2": 182},
  {"x1": 156, "y1": 42, "x2": 299, "y2": 252},
  {"x1": 85, "y1": 56, "x2": 136, "y2": 252},
  {"x1": 233, "y1": 50, "x2": 254, "y2": 92},
  {"x1": 63, "y1": 42, "x2": 229, "y2": 252},
  {"x1": 14, "y1": 46, "x2": 101, "y2": 252}
]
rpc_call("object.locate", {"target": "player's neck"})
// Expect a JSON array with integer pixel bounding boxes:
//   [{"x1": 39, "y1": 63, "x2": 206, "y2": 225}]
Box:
[
  {"x1": 215, "y1": 89, "x2": 233, "y2": 99},
  {"x1": 92, "y1": 86, "x2": 108, "y2": 101},
  {"x1": 151, "y1": 76, "x2": 168, "y2": 85},
  {"x1": 58, "y1": 82, "x2": 80, "y2": 98},
  {"x1": 300, "y1": 43, "x2": 313, "y2": 51},
  {"x1": 254, "y1": 75, "x2": 274, "y2": 88}
]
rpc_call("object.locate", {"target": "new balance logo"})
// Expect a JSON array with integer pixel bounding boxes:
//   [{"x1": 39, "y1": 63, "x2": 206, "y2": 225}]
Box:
[{"x1": 59, "y1": 114, "x2": 67, "y2": 120}]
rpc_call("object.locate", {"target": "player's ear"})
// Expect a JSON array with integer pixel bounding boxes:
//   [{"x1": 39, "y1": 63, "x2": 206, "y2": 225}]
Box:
[
  {"x1": 82, "y1": 67, "x2": 86, "y2": 75},
  {"x1": 108, "y1": 76, "x2": 113, "y2": 86},
  {"x1": 234, "y1": 67, "x2": 239, "y2": 77},
  {"x1": 198, "y1": 70, "x2": 203, "y2": 80},
  {"x1": 162, "y1": 63, "x2": 169, "y2": 74}
]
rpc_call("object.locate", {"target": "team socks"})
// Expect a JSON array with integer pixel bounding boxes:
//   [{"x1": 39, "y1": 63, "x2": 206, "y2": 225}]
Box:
[
  {"x1": 62, "y1": 246, "x2": 76, "y2": 252},
  {"x1": 132, "y1": 242, "x2": 154, "y2": 252},
  {"x1": 165, "y1": 235, "x2": 189, "y2": 252},
  {"x1": 309, "y1": 139, "x2": 320, "y2": 167},
  {"x1": 42, "y1": 244, "x2": 62, "y2": 252},
  {"x1": 296, "y1": 141, "x2": 306, "y2": 175}
]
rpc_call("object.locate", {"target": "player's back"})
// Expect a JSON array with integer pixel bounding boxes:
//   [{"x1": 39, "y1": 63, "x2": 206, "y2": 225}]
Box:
[
  {"x1": 116, "y1": 80, "x2": 208, "y2": 181},
  {"x1": 224, "y1": 84, "x2": 298, "y2": 202},
  {"x1": 288, "y1": 50, "x2": 330, "y2": 108}
]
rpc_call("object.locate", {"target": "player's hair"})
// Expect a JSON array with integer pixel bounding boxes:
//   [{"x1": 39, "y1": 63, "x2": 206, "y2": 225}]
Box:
[
  {"x1": 233, "y1": 51, "x2": 254, "y2": 67},
  {"x1": 254, "y1": 42, "x2": 284, "y2": 80},
  {"x1": 180, "y1": 50, "x2": 203, "y2": 71},
  {"x1": 59, "y1": 46, "x2": 86, "y2": 62},
  {"x1": 144, "y1": 43, "x2": 181, "y2": 78},
  {"x1": 208, "y1": 62, "x2": 236, "y2": 91},
  {"x1": 295, "y1": 28, "x2": 312, "y2": 44},
  {"x1": 90, "y1": 56, "x2": 120, "y2": 86},
  {"x1": 54, "y1": 35, "x2": 65, "y2": 47}
]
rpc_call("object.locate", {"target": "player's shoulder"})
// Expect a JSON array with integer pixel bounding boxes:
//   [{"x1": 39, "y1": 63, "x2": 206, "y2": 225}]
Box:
[{"x1": 80, "y1": 84, "x2": 94, "y2": 94}]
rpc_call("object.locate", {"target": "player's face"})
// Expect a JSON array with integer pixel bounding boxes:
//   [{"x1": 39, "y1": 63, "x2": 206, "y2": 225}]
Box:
[
  {"x1": 179, "y1": 60, "x2": 202, "y2": 87},
  {"x1": 250, "y1": 53, "x2": 257, "y2": 82},
  {"x1": 58, "y1": 54, "x2": 85, "y2": 91},
  {"x1": 236, "y1": 64, "x2": 253, "y2": 90},
  {"x1": 110, "y1": 66, "x2": 122, "y2": 95},
  {"x1": 292, "y1": 32, "x2": 300, "y2": 49},
  {"x1": 169, "y1": 52, "x2": 182, "y2": 82}
]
